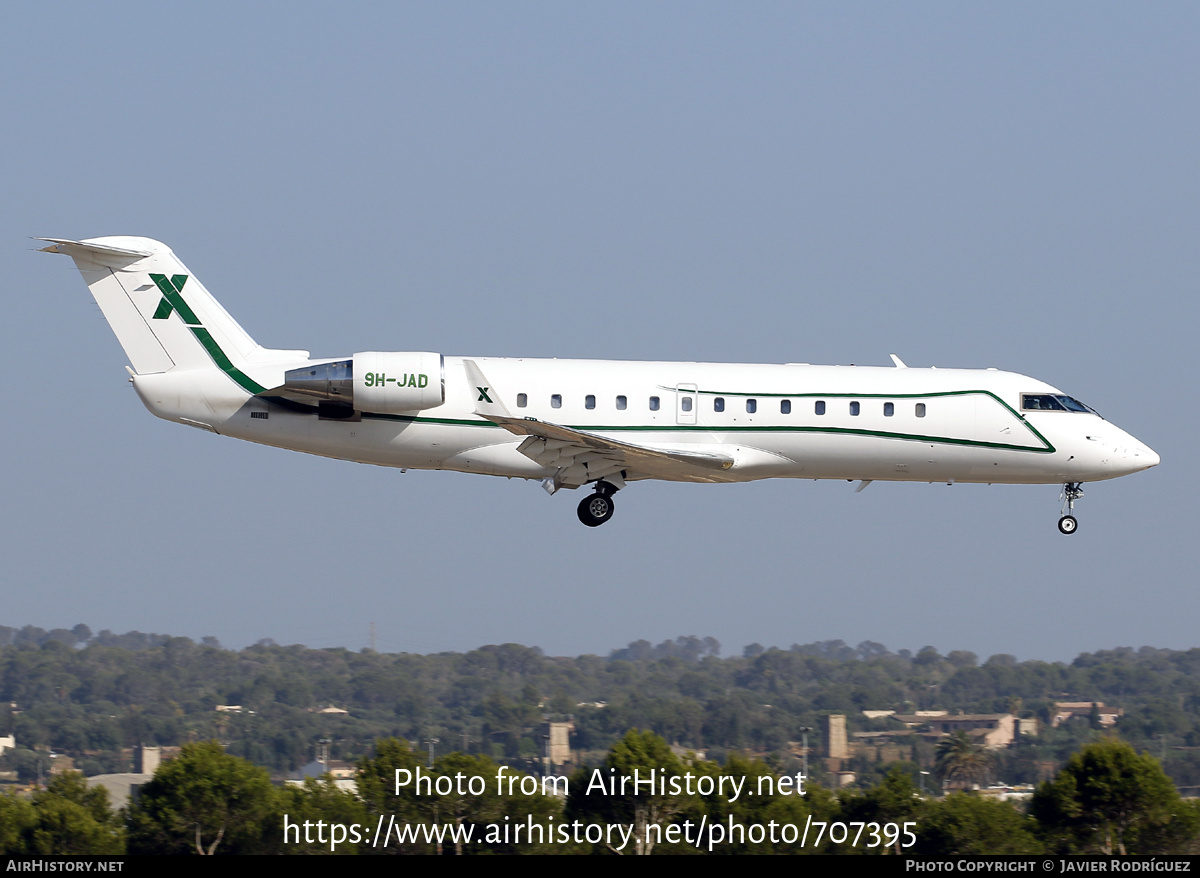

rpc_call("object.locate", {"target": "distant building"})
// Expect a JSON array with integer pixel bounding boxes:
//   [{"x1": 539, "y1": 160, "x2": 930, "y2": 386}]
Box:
[
  {"x1": 825, "y1": 714, "x2": 849, "y2": 759},
  {"x1": 669, "y1": 743, "x2": 706, "y2": 762},
  {"x1": 88, "y1": 774, "x2": 151, "y2": 810},
  {"x1": 852, "y1": 731, "x2": 914, "y2": 764},
  {"x1": 297, "y1": 759, "x2": 356, "y2": 780},
  {"x1": 1052, "y1": 702, "x2": 1122, "y2": 728},
  {"x1": 889, "y1": 711, "x2": 948, "y2": 727},
  {"x1": 49, "y1": 755, "x2": 76, "y2": 775},
  {"x1": 139, "y1": 746, "x2": 161, "y2": 776},
  {"x1": 286, "y1": 776, "x2": 357, "y2": 793},
  {"x1": 892, "y1": 713, "x2": 1027, "y2": 749},
  {"x1": 541, "y1": 722, "x2": 574, "y2": 768},
  {"x1": 978, "y1": 784, "x2": 1036, "y2": 803},
  {"x1": 87, "y1": 744, "x2": 163, "y2": 810},
  {"x1": 0, "y1": 735, "x2": 14, "y2": 757}
]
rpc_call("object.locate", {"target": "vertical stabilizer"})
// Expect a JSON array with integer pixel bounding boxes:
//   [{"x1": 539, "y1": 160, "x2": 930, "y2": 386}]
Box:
[{"x1": 40, "y1": 237, "x2": 301, "y2": 395}]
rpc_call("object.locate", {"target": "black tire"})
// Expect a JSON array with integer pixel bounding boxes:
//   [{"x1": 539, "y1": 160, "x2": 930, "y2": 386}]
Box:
[
  {"x1": 1058, "y1": 515, "x2": 1078, "y2": 535},
  {"x1": 577, "y1": 493, "x2": 615, "y2": 527}
]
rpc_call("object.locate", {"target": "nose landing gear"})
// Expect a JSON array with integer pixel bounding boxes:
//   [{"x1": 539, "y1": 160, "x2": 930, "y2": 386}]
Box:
[
  {"x1": 1058, "y1": 482, "x2": 1084, "y2": 535},
  {"x1": 577, "y1": 480, "x2": 619, "y2": 527}
]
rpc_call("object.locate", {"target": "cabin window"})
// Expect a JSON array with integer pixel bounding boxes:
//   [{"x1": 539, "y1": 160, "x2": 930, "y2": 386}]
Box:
[
  {"x1": 551, "y1": 394, "x2": 562, "y2": 409},
  {"x1": 915, "y1": 403, "x2": 926, "y2": 417},
  {"x1": 884, "y1": 402, "x2": 894, "y2": 417},
  {"x1": 850, "y1": 401, "x2": 860, "y2": 416},
  {"x1": 714, "y1": 397, "x2": 725, "y2": 413},
  {"x1": 585, "y1": 394, "x2": 596, "y2": 410},
  {"x1": 517, "y1": 393, "x2": 527, "y2": 408},
  {"x1": 746, "y1": 399, "x2": 757, "y2": 414},
  {"x1": 815, "y1": 400, "x2": 826, "y2": 416},
  {"x1": 649, "y1": 396, "x2": 660, "y2": 411},
  {"x1": 616, "y1": 395, "x2": 627, "y2": 410},
  {"x1": 681, "y1": 397, "x2": 692, "y2": 412},
  {"x1": 780, "y1": 399, "x2": 791, "y2": 414}
]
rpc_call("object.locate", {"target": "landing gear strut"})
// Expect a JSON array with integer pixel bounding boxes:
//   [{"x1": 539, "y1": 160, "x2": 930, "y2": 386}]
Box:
[
  {"x1": 1058, "y1": 482, "x2": 1084, "y2": 535},
  {"x1": 577, "y1": 481, "x2": 618, "y2": 527}
]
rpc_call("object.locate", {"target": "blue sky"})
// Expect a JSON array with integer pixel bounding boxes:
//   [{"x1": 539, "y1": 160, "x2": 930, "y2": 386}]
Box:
[{"x1": 3, "y1": 3, "x2": 1196, "y2": 660}]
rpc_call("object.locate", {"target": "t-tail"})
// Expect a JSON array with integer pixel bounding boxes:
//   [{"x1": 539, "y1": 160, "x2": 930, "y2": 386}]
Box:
[{"x1": 40, "y1": 236, "x2": 308, "y2": 392}]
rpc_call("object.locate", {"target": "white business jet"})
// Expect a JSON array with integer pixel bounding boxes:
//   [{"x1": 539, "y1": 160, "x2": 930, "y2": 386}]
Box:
[{"x1": 41, "y1": 236, "x2": 1158, "y2": 533}]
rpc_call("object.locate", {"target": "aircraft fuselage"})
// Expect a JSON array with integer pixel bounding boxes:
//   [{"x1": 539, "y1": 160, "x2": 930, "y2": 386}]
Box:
[
  {"x1": 136, "y1": 355, "x2": 1155, "y2": 487},
  {"x1": 43, "y1": 235, "x2": 1159, "y2": 531}
]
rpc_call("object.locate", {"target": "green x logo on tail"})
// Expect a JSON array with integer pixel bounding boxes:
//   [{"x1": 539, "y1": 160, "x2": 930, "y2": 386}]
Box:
[
  {"x1": 150, "y1": 274, "x2": 200, "y2": 325},
  {"x1": 477, "y1": 386, "x2": 493, "y2": 403}
]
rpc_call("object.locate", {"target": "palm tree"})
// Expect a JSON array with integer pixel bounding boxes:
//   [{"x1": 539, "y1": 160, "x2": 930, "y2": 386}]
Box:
[{"x1": 934, "y1": 730, "x2": 993, "y2": 790}]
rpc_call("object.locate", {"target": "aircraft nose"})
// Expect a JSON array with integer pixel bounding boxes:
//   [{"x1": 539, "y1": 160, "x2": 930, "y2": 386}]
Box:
[
  {"x1": 1121, "y1": 439, "x2": 1159, "y2": 472},
  {"x1": 1096, "y1": 430, "x2": 1159, "y2": 477}
]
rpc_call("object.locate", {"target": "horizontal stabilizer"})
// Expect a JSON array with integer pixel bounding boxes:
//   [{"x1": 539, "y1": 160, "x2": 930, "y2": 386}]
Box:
[{"x1": 36, "y1": 238, "x2": 153, "y2": 260}]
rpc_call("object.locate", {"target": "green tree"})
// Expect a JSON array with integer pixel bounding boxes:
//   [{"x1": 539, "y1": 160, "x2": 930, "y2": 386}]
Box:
[
  {"x1": 457, "y1": 754, "x2": 576, "y2": 855},
  {"x1": 356, "y1": 738, "x2": 433, "y2": 854},
  {"x1": 566, "y1": 729, "x2": 698, "y2": 855},
  {"x1": 126, "y1": 741, "x2": 276, "y2": 855},
  {"x1": 0, "y1": 790, "x2": 36, "y2": 854},
  {"x1": 934, "y1": 731, "x2": 993, "y2": 789},
  {"x1": 702, "y1": 753, "x2": 839, "y2": 855},
  {"x1": 1031, "y1": 738, "x2": 1197, "y2": 855},
  {"x1": 840, "y1": 765, "x2": 927, "y2": 854},
  {"x1": 430, "y1": 752, "x2": 508, "y2": 855},
  {"x1": 915, "y1": 793, "x2": 1043, "y2": 855},
  {"x1": 277, "y1": 777, "x2": 369, "y2": 855},
  {"x1": 23, "y1": 772, "x2": 124, "y2": 855}
]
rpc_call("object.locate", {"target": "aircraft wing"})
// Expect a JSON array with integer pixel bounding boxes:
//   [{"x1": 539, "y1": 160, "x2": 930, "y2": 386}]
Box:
[{"x1": 463, "y1": 360, "x2": 734, "y2": 487}]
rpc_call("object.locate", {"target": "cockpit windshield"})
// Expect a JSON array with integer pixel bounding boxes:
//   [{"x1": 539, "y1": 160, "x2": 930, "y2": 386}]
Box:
[{"x1": 1021, "y1": 394, "x2": 1100, "y2": 416}]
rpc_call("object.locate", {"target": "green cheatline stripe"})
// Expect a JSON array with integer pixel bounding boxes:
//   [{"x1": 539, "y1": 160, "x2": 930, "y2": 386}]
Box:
[
  {"x1": 188, "y1": 327, "x2": 267, "y2": 394},
  {"x1": 572, "y1": 423, "x2": 1054, "y2": 453},
  {"x1": 662, "y1": 386, "x2": 1053, "y2": 451},
  {"x1": 157, "y1": 276, "x2": 1055, "y2": 458},
  {"x1": 154, "y1": 276, "x2": 1057, "y2": 459},
  {"x1": 361, "y1": 412, "x2": 500, "y2": 428},
  {"x1": 355, "y1": 412, "x2": 1054, "y2": 454},
  {"x1": 150, "y1": 274, "x2": 268, "y2": 395}
]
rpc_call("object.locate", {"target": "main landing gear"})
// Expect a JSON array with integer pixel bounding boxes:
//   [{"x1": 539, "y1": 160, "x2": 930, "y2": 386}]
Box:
[
  {"x1": 1058, "y1": 482, "x2": 1084, "y2": 535},
  {"x1": 577, "y1": 481, "x2": 618, "y2": 527}
]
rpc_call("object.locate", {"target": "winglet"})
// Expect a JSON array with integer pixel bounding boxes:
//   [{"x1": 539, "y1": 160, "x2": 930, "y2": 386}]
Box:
[
  {"x1": 889, "y1": 354, "x2": 908, "y2": 368},
  {"x1": 462, "y1": 360, "x2": 512, "y2": 419}
]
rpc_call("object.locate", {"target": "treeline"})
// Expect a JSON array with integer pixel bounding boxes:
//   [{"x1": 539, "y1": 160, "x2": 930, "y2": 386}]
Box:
[
  {"x1": 3, "y1": 627, "x2": 1200, "y2": 789},
  {"x1": 1, "y1": 734, "x2": 1196, "y2": 855}
]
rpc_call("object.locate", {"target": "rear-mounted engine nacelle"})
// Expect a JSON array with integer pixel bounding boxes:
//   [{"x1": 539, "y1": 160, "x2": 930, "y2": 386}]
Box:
[
  {"x1": 281, "y1": 351, "x2": 445, "y2": 414},
  {"x1": 354, "y1": 351, "x2": 444, "y2": 413}
]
